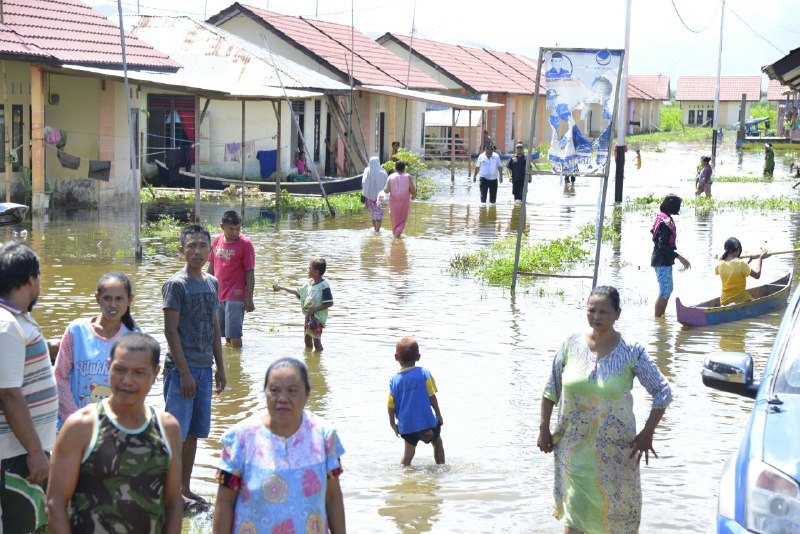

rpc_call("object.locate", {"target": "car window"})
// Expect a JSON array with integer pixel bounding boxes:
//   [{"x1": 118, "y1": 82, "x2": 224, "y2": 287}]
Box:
[{"x1": 775, "y1": 321, "x2": 800, "y2": 394}]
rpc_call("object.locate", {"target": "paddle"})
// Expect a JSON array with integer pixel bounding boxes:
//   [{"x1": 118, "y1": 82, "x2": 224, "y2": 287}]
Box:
[{"x1": 739, "y1": 248, "x2": 800, "y2": 260}]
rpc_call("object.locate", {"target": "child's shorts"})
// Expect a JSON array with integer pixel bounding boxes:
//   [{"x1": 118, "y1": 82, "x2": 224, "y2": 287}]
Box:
[
  {"x1": 401, "y1": 422, "x2": 442, "y2": 446},
  {"x1": 653, "y1": 266, "x2": 674, "y2": 299},
  {"x1": 304, "y1": 315, "x2": 324, "y2": 339}
]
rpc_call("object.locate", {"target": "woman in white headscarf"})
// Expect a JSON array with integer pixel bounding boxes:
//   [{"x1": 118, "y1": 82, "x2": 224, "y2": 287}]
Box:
[{"x1": 362, "y1": 156, "x2": 389, "y2": 232}]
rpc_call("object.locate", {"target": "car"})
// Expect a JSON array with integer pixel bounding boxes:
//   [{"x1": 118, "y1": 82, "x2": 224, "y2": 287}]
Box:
[{"x1": 702, "y1": 287, "x2": 800, "y2": 533}]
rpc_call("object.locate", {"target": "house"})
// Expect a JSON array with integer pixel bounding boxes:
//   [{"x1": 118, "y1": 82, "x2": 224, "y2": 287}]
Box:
[
  {"x1": 766, "y1": 78, "x2": 796, "y2": 137},
  {"x1": 377, "y1": 33, "x2": 543, "y2": 154},
  {"x1": 675, "y1": 76, "x2": 761, "y2": 128},
  {"x1": 0, "y1": 0, "x2": 178, "y2": 211},
  {"x1": 763, "y1": 47, "x2": 800, "y2": 141},
  {"x1": 125, "y1": 16, "x2": 349, "y2": 180},
  {"x1": 207, "y1": 3, "x2": 472, "y2": 170},
  {"x1": 626, "y1": 75, "x2": 669, "y2": 133}
]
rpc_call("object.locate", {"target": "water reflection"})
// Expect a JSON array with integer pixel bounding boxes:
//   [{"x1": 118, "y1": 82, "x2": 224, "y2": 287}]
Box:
[
  {"x1": 388, "y1": 238, "x2": 409, "y2": 275},
  {"x1": 378, "y1": 468, "x2": 444, "y2": 533}
]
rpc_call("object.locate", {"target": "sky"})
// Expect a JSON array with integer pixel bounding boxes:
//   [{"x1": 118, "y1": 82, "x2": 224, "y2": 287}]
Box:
[{"x1": 88, "y1": 0, "x2": 800, "y2": 89}]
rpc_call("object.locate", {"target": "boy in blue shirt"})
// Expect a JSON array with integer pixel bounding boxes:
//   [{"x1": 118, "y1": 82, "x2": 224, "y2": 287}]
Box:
[{"x1": 387, "y1": 337, "x2": 445, "y2": 466}]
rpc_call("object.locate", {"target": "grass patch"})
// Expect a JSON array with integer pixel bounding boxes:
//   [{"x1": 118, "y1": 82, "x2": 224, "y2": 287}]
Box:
[
  {"x1": 711, "y1": 175, "x2": 771, "y2": 183},
  {"x1": 629, "y1": 127, "x2": 714, "y2": 146},
  {"x1": 450, "y1": 217, "x2": 619, "y2": 285},
  {"x1": 624, "y1": 193, "x2": 800, "y2": 215}
]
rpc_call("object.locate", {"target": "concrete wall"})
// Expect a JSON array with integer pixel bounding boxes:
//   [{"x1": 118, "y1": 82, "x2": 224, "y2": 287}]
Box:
[
  {"x1": 0, "y1": 61, "x2": 34, "y2": 201},
  {"x1": 681, "y1": 100, "x2": 752, "y2": 128}
]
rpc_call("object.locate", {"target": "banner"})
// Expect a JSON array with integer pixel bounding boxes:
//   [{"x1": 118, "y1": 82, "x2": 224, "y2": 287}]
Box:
[{"x1": 542, "y1": 48, "x2": 624, "y2": 175}]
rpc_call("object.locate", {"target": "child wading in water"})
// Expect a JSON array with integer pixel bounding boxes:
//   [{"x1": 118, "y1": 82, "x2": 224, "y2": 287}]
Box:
[
  {"x1": 273, "y1": 258, "x2": 333, "y2": 351},
  {"x1": 387, "y1": 337, "x2": 445, "y2": 466}
]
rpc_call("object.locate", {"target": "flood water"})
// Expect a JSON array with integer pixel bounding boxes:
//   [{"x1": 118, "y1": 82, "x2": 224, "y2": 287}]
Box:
[{"x1": 5, "y1": 141, "x2": 799, "y2": 533}]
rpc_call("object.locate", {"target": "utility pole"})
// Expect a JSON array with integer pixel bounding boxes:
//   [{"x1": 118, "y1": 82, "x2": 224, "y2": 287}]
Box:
[
  {"x1": 613, "y1": 0, "x2": 632, "y2": 203},
  {"x1": 711, "y1": 0, "x2": 725, "y2": 168}
]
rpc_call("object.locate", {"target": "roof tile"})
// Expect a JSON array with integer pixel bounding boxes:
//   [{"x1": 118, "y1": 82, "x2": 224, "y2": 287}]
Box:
[
  {"x1": 239, "y1": 5, "x2": 443, "y2": 89},
  {"x1": 675, "y1": 76, "x2": 761, "y2": 101},
  {"x1": 627, "y1": 75, "x2": 669, "y2": 100},
  {"x1": 0, "y1": 0, "x2": 177, "y2": 69}
]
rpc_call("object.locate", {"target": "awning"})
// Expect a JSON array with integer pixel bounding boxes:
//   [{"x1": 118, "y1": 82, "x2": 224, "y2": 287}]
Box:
[
  {"x1": 58, "y1": 64, "x2": 324, "y2": 100},
  {"x1": 360, "y1": 85, "x2": 504, "y2": 110},
  {"x1": 763, "y1": 47, "x2": 800, "y2": 92}
]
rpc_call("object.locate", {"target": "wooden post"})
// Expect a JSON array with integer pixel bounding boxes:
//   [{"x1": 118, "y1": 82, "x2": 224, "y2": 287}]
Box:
[
  {"x1": 272, "y1": 100, "x2": 282, "y2": 217},
  {"x1": 30, "y1": 65, "x2": 45, "y2": 210},
  {"x1": 3, "y1": 61, "x2": 10, "y2": 202},
  {"x1": 450, "y1": 107, "x2": 455, "y2": 181},
  {"x1": 195, "y1": 98, "x2": 210, "y2": 223},
  {"x1": 240, "y1": 100, "x2": 245, "y2": 220},
  {"x1": 467, "y1": 110, "x2": 472, "y2": 177}
]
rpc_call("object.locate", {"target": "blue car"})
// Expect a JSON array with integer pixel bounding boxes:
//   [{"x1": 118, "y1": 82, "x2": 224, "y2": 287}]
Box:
[{"x1": 702, "y1": 288, "x2": 800, "y2": 533}]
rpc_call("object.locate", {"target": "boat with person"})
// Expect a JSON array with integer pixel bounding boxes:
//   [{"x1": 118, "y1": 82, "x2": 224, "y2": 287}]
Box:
[
  {"x1": 676, "y1": 271, "x2": 793, "y2": 326},
  {"x1": 0, "y1": 202, "x2": 29, "y2": 225},
  {"x1": 152, "y1": 160, "x2": 362, "y2": 196}
]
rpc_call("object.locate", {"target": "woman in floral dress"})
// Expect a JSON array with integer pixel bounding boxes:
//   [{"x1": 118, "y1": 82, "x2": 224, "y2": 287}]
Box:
[
  {"x1": 537, "y1": 286, "x2": 672, "y2": 534},
  {"x1": 213, "y1": 358, "x2": 346, "y2": 533}
]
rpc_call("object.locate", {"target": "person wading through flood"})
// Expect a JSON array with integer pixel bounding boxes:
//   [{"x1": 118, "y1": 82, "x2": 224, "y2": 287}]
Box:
[{"x1": 650, "y1": 194, "x2": 691, "y2": 317}]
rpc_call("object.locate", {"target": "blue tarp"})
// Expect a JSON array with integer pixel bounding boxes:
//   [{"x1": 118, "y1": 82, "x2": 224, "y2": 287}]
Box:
[{"x1": 256, "y1": 150, "x2": 278, "y2": 179}]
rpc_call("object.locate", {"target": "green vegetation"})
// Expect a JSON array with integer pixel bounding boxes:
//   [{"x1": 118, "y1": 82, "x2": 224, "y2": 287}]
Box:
[
  {"x1": 624, "y1": 194, "x2": 800, "y2": 215},
  {"x1": 749, "y1": 102, "x2": 777, "y2": 129},
  {"x1": 660, "y1": 104, "x2": 683, "y2": 131},
  {"x1": 382, "y1": 148, "x2": 427, "y2": 175},
  {"x1": 275, "y1": 190, "x2": 363, "y2": 215},
  {"x1": 450, "y1": 218, "x2": 619, "y2": 285},
  {"x1": 709, "y1": 175, "x2": 770, "y2": 183},
  {"x1": 629, "y1": 126, "x2": 713, "y2": 146}
]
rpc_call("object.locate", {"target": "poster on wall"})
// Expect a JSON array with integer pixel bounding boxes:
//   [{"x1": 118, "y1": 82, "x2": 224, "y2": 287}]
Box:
[{"x1": 542, "y1": 48, "x2": 624, "y2": 175}]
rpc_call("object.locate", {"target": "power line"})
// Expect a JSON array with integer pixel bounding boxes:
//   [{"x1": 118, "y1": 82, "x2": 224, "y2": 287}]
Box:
[
  {"x1": 726, "y1": 5, "x2": 786, "y2": 55},
  {"x1": 670, "y1": 0, "x2": 720, "y2": 34}
]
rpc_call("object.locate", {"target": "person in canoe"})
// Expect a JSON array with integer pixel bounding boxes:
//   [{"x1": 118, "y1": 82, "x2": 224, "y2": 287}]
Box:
[{"x1": 716, "y1": 237, "x2": 770, "y2": 306}]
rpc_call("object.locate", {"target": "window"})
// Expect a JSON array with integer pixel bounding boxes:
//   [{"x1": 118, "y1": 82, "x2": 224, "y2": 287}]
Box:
[
  {"x1": 697, "y1": 110, "x2": 704, "y2": 126},
  {"x1": 146, "y1": 95, "x2": 196, "y2": 163},
  {"x1": 707, "y1": 110, "x2": 714, "y2": 126},
  {"x1": 0, "y1": 104, "x2": 24, "y2": 171},
  {"x1": 688, "y1": 110, "x2": 695, "y2": 125}
]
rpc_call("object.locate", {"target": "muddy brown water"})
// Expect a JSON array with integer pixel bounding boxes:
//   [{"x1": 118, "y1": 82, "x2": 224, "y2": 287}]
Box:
[{"x1": 5, "y1": 141, "x2": 799, "y2": 532}]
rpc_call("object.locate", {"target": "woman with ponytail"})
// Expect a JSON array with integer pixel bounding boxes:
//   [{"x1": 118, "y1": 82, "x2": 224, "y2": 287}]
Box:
[
  {"x1": 716, "y1": 238, "x2": 769, "y2": 305},
  {"x1": 54, "y1": 272, "x2": 139, "y2": 424}
]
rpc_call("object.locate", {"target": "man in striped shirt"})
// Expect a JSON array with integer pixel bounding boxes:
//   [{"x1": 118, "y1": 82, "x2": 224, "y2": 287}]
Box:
[{"x1": 0, "y1": 241, "x2": 58, "y2": 532}]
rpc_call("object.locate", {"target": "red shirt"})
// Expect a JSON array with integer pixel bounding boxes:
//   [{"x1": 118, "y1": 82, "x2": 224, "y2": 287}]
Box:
[{"x1": 210, "y1": 233, "x2": 255, "y2": 301}]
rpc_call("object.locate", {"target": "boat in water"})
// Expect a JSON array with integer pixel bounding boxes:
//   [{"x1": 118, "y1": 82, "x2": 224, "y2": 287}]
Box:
[
  {"x1": 153, "y1": 160, "x2": 361, "y2": 196},
  {"x1": 676, "y1": 271, "x2": 793, "y2": 327},
  {"x1": 0, "y1": 202, "x2": 29, "y2": 225}
]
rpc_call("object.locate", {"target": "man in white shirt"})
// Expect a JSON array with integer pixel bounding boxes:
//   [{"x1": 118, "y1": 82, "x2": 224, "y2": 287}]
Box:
[
  {"x1": 473, "y1": 146, "x2": 503, "y2": 204},
  {"x1": 0, "y1": 241, "x2": 58, "y2": 533}
]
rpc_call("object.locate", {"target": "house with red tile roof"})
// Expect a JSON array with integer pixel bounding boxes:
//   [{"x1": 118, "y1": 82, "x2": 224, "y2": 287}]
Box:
[
  {"x1": 626, "y1": 75, "x2": 670, "y2": 133},
  {"x1": 0, "y1": 0, "x2": 179, "y2": 209},
  {"x1": 675, "y1": 76, "x2": 761, "y2": 128},
  {"x1": 207, "y1": 3, "x2": 468, "y2": 167},
  {"x1": 377, "y1": 32, "x2": 544, "y2": 154}
]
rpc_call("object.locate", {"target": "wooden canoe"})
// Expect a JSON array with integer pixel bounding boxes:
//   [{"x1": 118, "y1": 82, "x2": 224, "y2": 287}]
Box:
[
  {"x1": 676, "y1": 271, "x2": 793, "y2": 326},
  {"x1": 153, "y1": 160, "x2": 361, "y2": 196}
]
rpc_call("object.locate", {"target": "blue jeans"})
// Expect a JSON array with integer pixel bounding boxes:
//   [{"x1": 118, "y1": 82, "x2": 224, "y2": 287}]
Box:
[{"x1": 164, "y1": 366, "x2": 212, "y2": 440}]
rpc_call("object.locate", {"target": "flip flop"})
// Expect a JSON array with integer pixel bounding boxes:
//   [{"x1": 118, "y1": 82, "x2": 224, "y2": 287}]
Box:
[{"x1": 183, "y1": 498, "x2": 209, "y2": 514}]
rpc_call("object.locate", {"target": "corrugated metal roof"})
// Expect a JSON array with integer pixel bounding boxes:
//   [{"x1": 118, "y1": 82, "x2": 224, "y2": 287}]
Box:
[
  {"x1": 225, "y1": 4, "x2": 444, "y2": 90},
  {"x1": 0, "y1": 0, "x2": 177, "y2": 70},
  {"x1": 628, "y1": 75, "x2": 669, "y2": 100},
  {"x1": 130, "y1": 16, "x2": 348, "y2": 92},
  {"x1": 379, "y1": 33, "x2": 542, "y2": 95},
  {"x1": 767, "y1": 78, "x2": 793, "y2": 101},
  {"x1": 675, "y1": 76, "x2": 761, "y2": 101}
]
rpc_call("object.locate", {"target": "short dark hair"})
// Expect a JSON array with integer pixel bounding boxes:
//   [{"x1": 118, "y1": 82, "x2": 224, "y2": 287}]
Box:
[
  {"x1": 701, "y1": 156, "x2": 711, "y2": 164},
  {"x1": 396, "y1": 337, "x2": 420, "y2": 364},
  {"x1": 180, "y1": 224, "x2": 211, "y2": 245},
  {"x1": 552, "y1": 52, "x2": 564, "y2": 59},
  {"x1": 395, "y1": 160, "x2": 407, "y2": 173},
  {"x1": 310, "y1": 257, "x2": 327, "y2": 276},
  {"x1": 221, "y1": 210, "x2": 241, "y2": 225},
  {"x1": 590, "y1": 285, "x2": 620, "y2": 311},
  {"x1": 263, "y1": 357, "x2": 311, "y2": 393},
  {"x1": 110, "y1": 332, "x2": 160, "y2": 368},
  {"x1": 0, "y1": 241, "x2": 40, "y2": 296},
  {"x1": 660, "y1": 194, "x2": 682, "y2": 216}
]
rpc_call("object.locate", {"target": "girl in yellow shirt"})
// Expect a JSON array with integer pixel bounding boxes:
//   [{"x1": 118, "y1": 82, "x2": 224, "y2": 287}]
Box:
[{"x1": 716, "y1": 237, "x2": 769, "y2": 305}]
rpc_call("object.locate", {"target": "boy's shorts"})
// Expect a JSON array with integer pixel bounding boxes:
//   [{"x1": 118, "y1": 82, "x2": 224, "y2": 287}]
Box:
[
  {"x1": 217, "y1": 300, "x2": 245, "y2": 339},
  {"x1": 401, "y1": 422, "x2": 442, "y2": 447},
  {"x1": 164, "y1": 366, "x2": 212, "y2": 441},
  {"x1": 654, "y1": 266, "x2": 674, "y2": 299},
  {"x1": 304, "y1": 315, "x2": 324, "y2": 339},
  {"x1": 1, "y1": 453, "x2": 47, "y2": 533}
]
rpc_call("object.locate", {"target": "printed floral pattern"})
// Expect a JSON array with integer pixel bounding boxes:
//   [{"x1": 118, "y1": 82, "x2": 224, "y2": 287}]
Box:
[
  {"x1": 544, "y1": 333, "x2": 672, "y2": 534},
  {"x1": 217, "y1": 411, "x2": 345, "y2": 533}
]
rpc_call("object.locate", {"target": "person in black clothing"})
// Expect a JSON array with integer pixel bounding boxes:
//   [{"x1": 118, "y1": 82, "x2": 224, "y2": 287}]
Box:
[
  {"x1": 650, "y1": 194, "x2": 691, "y2": 317},
  {"x1": 507, "y1": 143, "x2": 529, "y2": 203}
]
